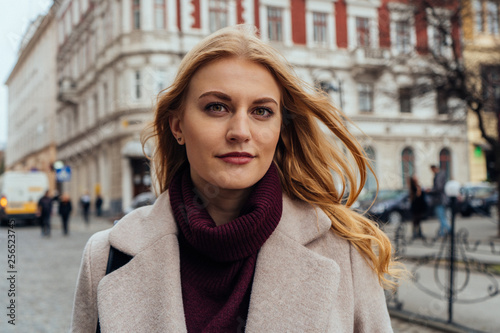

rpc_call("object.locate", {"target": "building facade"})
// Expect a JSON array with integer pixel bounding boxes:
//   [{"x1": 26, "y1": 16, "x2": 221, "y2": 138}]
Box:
[
  {"x1": 5, "y1": 5, "x2": 59, "y2": 193},
  {"x1": 461, "y1": 0, "x2": 500, "y2": 182},
  {"x1": 6, "y1": 0, "x2": 469, "y2": 216}
]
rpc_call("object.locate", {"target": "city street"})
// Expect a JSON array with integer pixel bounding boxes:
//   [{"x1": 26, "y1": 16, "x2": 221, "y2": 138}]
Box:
[
  {"x1": 0, "y1": 214, "x2": 112, "y2": 332},
  {"x1": 1, "y1": 212, "x2": 494, "y2": 332}
]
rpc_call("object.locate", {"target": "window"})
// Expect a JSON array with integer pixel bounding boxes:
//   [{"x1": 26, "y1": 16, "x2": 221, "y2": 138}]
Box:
[
  {"x1": 156, "y1": 69, "x2": 167, "y2": 93},
  {"x1": 482, "y1": 65, "x2": 500, "y2": 113},
  {"x1": 94, "y1": 93, "x2": 99, "y2": 121},
  {"x1": 155, "y1": 0, "x2": 166, "y2": 30},
  {"x1": 74, "y1": 107, "x2": 80, "y2": 133},
  {"x1": 399, "y1": 88, "x2": 412, "y2": 113},
  {"x1": 209, "y1": 0, "x2": 228, "y2": 32},
  {"x1": 364, "y1": 146, "x2": 377, "y2": 192},
  {"x1": 313, "y1": 12, "x2": 328, "y2": 44},
  {"x1": 487, "y1": 1, "x2": 499, "y2": 34},
  {"x1": 267, "y1": 7, "x2": 283, "y2": 42},
  {"x1": 104, "y1": 4, "x2": 113, "y2": 45},
  {"x1": 433, "y1": 27, "x2": 447, "y2": 56},
  {"x1": 439, "y1": 148, "x2": 451, "y2": 181},
  {"x1": 436, "y1": 88, "x2": 448, "y2": 114},
  {"x1": 358, "y1": 83, "x2": 373, "y2": 112},
  {"x1": 356, "y1": 17, "x2": 370, "y2": 47},
  {"x1": 475, "y1": 0, "x2": 484, "y2": 32},
  {"x1": 401, "y1": 147, "x2": 415, "y2": 188},
  {"x1": 103, "y1": 83, "x2": 109, "y2": 115},
  {"x1": 58, "y1": 20, "x2": 64, "y2": 43},
  {"x1": 135, "y1": 70, "x2": 142, "y2": 99},
  {"x1": 64, "y1": 11, "x2": 71, "y2": 37},
  {"x1": 395, "y1": 21, "x2": 411, "y2": 54},
  {"x1": 133, "y1": 0, "x2": 141, "y2": 30}
]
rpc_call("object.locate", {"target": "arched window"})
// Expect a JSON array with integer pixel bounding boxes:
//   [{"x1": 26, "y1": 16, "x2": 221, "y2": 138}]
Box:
[
  {"x1": 439, "y1": 148, "x2": 451, "y2": 181},
  {"x1": 364, "y1": 146, "x2": 377, "y2": 192},
  {"x1": 401, "y1": 147, "x2": 414, "y2": 188}
]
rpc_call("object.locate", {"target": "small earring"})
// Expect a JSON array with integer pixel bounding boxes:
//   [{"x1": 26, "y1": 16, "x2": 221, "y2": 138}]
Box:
[{"x1": 177, "y1": 137, "x2": 181, "y2": 141}]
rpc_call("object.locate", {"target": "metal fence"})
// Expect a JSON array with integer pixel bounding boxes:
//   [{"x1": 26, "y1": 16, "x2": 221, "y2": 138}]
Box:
[{"x1": 384, "y1": 200, "x2": 500, "y2": 332}]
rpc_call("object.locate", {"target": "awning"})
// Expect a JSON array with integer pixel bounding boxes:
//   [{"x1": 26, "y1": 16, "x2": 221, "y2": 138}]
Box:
[
  {"x1": 121, "y1": 140, "x2": 151, "y2": 158},
  {"x1": 473, "y1": 142, "x2": 492, "y2": 151}
]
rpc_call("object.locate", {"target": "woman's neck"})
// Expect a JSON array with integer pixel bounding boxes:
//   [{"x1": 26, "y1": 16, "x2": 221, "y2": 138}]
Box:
[{"x1": 194, "y1": 187, "x2": 253, "y2": 226}]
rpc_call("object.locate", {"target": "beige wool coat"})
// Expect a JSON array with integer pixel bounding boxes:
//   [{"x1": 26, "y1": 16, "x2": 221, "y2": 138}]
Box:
[{"x1": 70, "y1": 192, "x2": 393, "y2": 332}]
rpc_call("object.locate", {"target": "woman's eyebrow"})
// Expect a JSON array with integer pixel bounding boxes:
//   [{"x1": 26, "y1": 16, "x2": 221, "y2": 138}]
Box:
[
  {"x1": 198, "y1": 91, "x2": 231, "y2": 101},
  {"x1": 199, "y1": 91, "x2": 278, "y2": 106},
  {"x1": 253, "y1": 97, "x2": 278, "y2": 106}
]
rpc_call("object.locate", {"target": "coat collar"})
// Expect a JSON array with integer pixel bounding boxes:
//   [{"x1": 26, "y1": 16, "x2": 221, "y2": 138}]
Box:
[
  {"x1": 108, "y1": 191, "x2": 332, "y2": 254},
  {"x1": 99, "y1": 192, "x2": 339, "y2": 332}
]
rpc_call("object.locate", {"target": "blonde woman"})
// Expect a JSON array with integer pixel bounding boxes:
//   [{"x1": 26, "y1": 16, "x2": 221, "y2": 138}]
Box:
[{"x1": 71, "y1": 26, "x2": 402, "y2": 332}]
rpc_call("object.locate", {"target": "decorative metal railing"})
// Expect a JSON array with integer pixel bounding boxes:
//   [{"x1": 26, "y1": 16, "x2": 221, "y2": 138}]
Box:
[{"x1": 385, "y1": 199, "x2": 500, "y2": 328}]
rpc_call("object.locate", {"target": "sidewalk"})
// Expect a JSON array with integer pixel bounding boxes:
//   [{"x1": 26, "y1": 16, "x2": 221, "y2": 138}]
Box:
[{"x1": 384, "y1": 215, "x2": 500, "y2": 333}]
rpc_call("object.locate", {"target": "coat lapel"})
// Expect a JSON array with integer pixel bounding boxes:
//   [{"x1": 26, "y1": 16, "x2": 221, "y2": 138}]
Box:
[
  {"x1": 245, "y1": 197, "x2": 341, "y2": 332},
  {"x1": 97, "y1": 233, "x2": 188, "y2": 332},
  {"x1": 97, "y1": 191, "x2": 188, "y2": 332}
]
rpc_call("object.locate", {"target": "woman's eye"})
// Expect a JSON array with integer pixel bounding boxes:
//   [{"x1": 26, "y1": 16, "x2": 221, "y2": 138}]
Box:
[
  {"x1": 253, "y1": 108, "x2": 273, "y2": 118},
  {"x1": 205, "y1": 103, "x2": 227, "y2": 113}
]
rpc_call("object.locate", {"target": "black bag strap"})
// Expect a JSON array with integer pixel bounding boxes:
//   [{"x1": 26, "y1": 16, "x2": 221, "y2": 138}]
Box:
[{"x1": 96, "y1": 246, "x2": 133, "y2": 333}]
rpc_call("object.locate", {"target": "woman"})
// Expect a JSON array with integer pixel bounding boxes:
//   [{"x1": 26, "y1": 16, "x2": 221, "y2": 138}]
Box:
[
  {"x1": 71, "y1": 26, "x2": 402, "y2": 332},
  {"x1": 408, "y1": 175, "x2": 427, "y2": 239},
  {"x1": 58, "y1": 193, "x2": 72, "y2": 235}
]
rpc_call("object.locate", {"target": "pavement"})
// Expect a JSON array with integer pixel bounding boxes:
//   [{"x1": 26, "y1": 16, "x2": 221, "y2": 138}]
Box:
[{"x1": 0, "y1": 211, "x2": 498, "y2": 332}]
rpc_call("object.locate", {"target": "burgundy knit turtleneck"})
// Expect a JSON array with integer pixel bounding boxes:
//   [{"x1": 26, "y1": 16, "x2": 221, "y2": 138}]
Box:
[{"x1": 169, "y1": 164, "x2": 283, "y2": 332}]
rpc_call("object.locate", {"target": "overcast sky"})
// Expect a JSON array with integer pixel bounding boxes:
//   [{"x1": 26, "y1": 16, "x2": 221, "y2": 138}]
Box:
[{"x1": 0, "y1": 0, "x2": 52, "y2": 149}]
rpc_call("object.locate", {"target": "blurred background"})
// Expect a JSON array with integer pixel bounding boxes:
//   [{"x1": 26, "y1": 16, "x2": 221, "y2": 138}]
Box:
[{"x1": 0, "y1": 0, "x2": 499, "y2": 332}]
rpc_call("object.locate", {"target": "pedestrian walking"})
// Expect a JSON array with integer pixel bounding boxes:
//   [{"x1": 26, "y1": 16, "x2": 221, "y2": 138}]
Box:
[
  {"x1": 58, "y1": 193, "x2": 72, "y2": 235},
  {"x1": 95, "y1": 195, "x2": 103, "y2": 216},
  {"x1": 71, "y1": 26, "x2": 404, "y2": 332},
  {"x1": 429, "y1": 165, "x2": 451, "y2": 237},
  {"x1": 408, "y1": 175, "x2": 427, "y2": 239},
  {"x1": 37, "y1": 190, "x2": 54, "y2": 237},
  {"x1": 80, "y1": 192, "x2": 91, "y2": 225}
]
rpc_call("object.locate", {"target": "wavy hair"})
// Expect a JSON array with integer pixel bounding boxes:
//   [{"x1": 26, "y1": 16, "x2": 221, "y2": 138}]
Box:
[{"x1": 142, "y1": 25, "x2": 403, "y2": 288}]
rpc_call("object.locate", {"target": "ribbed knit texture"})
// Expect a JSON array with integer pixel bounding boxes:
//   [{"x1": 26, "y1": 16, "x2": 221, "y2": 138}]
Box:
[{"x1": 169, "y1": 163, "x2": 283, "y2": 332}]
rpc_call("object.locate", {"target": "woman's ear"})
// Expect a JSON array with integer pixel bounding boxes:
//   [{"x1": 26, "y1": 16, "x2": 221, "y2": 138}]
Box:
[{"x1": 169, "y1": 115, "x2": 184, "y2": 145}]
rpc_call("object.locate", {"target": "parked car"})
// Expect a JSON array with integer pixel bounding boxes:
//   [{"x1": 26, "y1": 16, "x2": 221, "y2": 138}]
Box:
[
  {"x1": 459, "y1": 183, "x2": 498, "y2": 217},
  {"x1": 353, "y1": 189, "x2": 412, "y2": 224},
  {"x1": 123, "y1": 191, "x2": 157, "y2": 215}
]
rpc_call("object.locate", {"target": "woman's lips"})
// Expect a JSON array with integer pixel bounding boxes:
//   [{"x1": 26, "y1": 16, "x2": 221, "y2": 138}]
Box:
[{"x1": 217, "y1": 152, "x2": 255, "y2": 165}]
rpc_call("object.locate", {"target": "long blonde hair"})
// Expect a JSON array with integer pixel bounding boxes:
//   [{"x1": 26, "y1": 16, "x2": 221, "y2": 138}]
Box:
[{"x1": 142, "y1": 25, "x2": 402, "y2": 287}]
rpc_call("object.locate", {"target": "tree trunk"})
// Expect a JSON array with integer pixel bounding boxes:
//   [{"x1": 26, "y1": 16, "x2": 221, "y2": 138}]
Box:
[{"x1": 497, "y1": 115, "x2": 500, "y2": 238}]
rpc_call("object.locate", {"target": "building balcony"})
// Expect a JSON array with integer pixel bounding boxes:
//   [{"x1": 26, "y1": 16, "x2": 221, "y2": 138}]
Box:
[
  {"x1": 350, "y1": 47, "x2": 390, "y2": 68},
  {"x1": 57, "y1": 77, "x2": 78, "y2": 106}
]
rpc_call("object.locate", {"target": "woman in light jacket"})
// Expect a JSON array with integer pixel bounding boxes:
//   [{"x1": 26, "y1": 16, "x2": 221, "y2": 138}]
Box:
[{"x1": 71, "y1": 25, "x2": 403, "y2": 332}]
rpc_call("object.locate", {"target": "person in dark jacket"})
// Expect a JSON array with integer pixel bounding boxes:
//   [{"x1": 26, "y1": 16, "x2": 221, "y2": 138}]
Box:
[
  {"x1": 58, "y1": 193, "x2": 72, "y2": 235},
  {"x1": 408, "y1": 175, "x2": 427, "y2": 239},
  {"x1": 37, "y1": 190, "x2": 54, "y2": 237},
  {"x1": 80, "y1": 192, "x2": 91, "y2": 225},
  {"x1": 429, "y1": 165, "x2": 450, "y2": 237},
  {"x1": 95, "y1": 195, "x2": 103, "y2": 216}
]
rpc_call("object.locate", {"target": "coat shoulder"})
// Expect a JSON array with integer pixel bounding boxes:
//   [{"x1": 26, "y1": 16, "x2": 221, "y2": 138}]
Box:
[{"x1": 108, "y1": 192, "x2": 178, "y2": 255}]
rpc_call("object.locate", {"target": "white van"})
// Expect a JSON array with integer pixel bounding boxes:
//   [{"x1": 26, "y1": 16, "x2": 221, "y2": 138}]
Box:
[{"x1": 0, "y1": 171, "x2": 49, "y2": 225}]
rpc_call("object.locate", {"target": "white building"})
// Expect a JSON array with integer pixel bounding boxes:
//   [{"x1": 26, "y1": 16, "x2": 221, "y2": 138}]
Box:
[
  {"x1": 5, "y1": 5, "x2": 59, "y2": 193},
  {"x1": 6, "y1": 0, "x2": 468, "y2": 216}
]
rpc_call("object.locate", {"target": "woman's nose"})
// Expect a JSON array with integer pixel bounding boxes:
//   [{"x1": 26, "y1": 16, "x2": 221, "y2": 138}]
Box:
[{"x1": 226, "y1": 112, "x2": 251, "y2": 142}]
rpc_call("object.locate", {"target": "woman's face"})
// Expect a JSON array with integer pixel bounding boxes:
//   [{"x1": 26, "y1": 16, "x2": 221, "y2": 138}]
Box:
[{"x1": 170, "y1": 57, "x2": 282, "y2": 193}]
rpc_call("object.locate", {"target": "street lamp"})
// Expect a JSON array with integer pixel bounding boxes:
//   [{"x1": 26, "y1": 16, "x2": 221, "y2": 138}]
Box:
[
  {"x1": 318, "y1": 80, "x2": 344, "y2": 110},
  {"x1": 444, "y1": 179, "x2": 461, "y2": 323}
]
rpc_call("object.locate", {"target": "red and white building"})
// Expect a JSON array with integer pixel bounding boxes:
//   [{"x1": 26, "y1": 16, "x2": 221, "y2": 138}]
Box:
[{"x1": 46, "y1": 0, "x2": 469, "y2": 214}]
